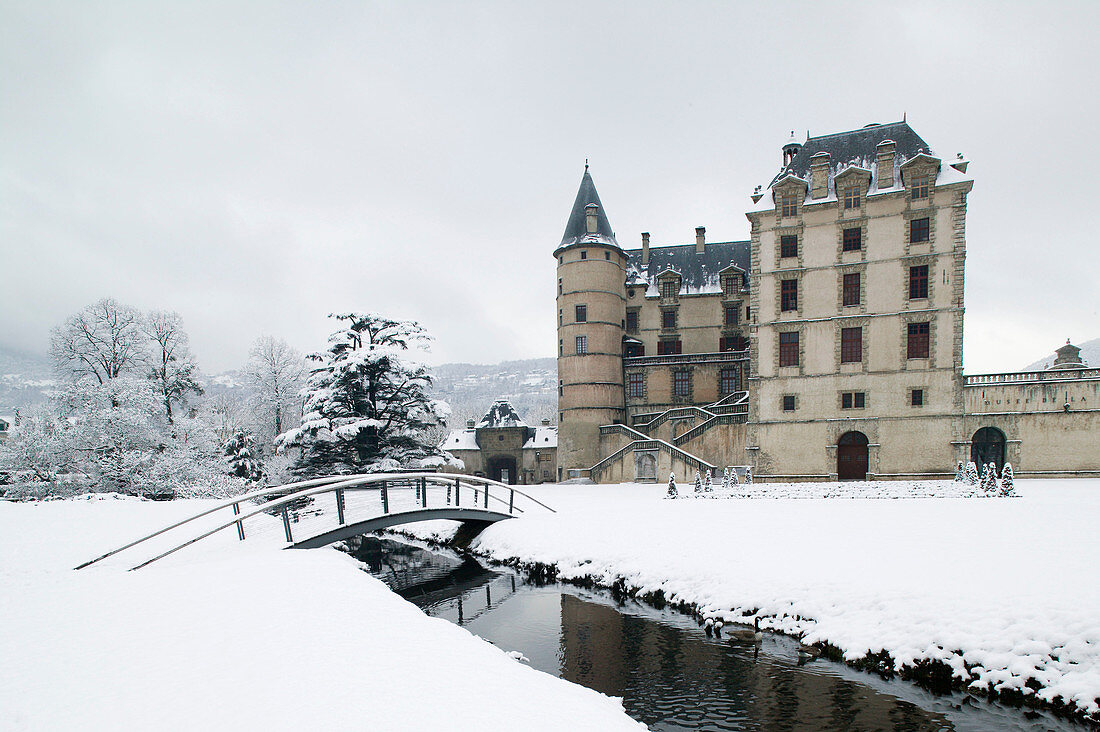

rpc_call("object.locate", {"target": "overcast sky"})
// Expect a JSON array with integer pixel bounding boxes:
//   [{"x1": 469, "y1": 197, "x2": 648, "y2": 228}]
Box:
[{"x1": 2, "y1": 1, "x2": 1097, "y2": 373}]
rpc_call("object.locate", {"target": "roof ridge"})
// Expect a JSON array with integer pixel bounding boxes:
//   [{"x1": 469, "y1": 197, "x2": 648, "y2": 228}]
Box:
[{"x1": 806, "y1": 120, "x2": 909, "y2": 142}]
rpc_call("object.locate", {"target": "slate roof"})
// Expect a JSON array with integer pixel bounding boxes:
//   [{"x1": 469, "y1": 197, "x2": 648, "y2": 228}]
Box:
[
  {"x1": 623, "y1": 241, "x2": 750, "y2": 295},
  {"x1": 560, "y1": 167, "x2": 618, "y2": 247},
  {"x1": 770, "y1": 121, "x2": 933, "y2": 188},
  {"x1": 476, "y1": 400, "x2": 528, "y2": 429}
]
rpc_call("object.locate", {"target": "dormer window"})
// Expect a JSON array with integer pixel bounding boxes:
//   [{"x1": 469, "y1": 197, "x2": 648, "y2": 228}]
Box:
[
  {"x1": 843, "y1": 185, "x2": 861, "y2": 210},
  {"x1": 910, "y1": 174, "x2": 930, "y2": 199},
  {"x1": 721, "y1": 273, "x2": 740, "y2": 295},
  {"x1": 660, "y1": 279, "x2": 678, "y2": 299},
  {"x1": 780, "y1": 192, "x2": 798, "y2": 218}
]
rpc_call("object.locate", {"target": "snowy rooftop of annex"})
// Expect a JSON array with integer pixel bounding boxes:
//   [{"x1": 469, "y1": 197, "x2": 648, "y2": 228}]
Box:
[{"x1": 522, "y1": 426, "x2": 557, "y2": 450}]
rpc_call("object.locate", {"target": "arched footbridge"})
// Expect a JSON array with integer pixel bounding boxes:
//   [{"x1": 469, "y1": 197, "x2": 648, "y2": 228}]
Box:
[{"x1": 75, "y1": 473, "x2": 555, "y2": 571}]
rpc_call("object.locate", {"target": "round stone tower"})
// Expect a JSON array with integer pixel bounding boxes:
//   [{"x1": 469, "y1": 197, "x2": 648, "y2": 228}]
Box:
[{"x1": 554, "y1": 166, "x2": 627, "y2": 477}]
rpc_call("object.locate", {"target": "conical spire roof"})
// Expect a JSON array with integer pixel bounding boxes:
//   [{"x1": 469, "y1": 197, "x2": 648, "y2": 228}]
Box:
[{"x1": 559, "y1": 166, "x2": 617, "y2": 247}]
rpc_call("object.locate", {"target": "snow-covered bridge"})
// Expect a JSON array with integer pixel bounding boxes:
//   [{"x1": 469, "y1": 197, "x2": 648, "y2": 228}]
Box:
[{"x1": 75, "y1": 473, "x2": 554, "y2": 571}]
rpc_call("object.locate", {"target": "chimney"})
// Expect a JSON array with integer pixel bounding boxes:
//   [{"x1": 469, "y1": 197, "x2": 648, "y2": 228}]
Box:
[
  {"x1": 466, "y1": 419, "x2": 475, "y2": 429},
  {"x1": 751, "y1": 185, "x2": 763, "y2": 204},
  {"x1": 641, "y1": 232, "x2": 650, "y2": 265},
  {"x1": 541, "y1": 418, "x2": 551, "y2": 426},
  {"x1": 695, "y1": 226, "x2": 706, "y2": 254},
  {"x1": 585, "y1": 204, "x2": 598, "y2": 234},
  {"x1": 809, "y1": 152, "x2": 830, "y2": 200},
  {"x1": 782, "y1": 130, "x2": 802, "y2": 167},
  {"x1": 876, "y1": 139, "x2": 896, "y2": 189}
]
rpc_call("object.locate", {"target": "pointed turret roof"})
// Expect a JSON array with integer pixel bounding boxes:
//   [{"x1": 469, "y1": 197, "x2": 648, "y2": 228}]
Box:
[{"x1": 560, "y1": 166, "x2": 618, "y2": 248}]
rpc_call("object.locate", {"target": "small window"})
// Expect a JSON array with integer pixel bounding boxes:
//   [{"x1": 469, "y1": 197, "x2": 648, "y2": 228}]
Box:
[
  {"x1": 575, "y1": 304, "x2": 587, "y2": 323},
  {"x1": 841, "y1": 392, "x2": 866, "y2": 409},
  {"x1": 724, "y1": 305, "x2": 739, "y2": 326},
  {"x1": 627, "y1": 372, "x2": 644, "y2": 398},
  {"x1": 910, "y1": 217, "x2": 930, "y2": 243},
  {"x1": 910, "y1": 174, "x2": 930, "y2": 200},
  {"x1": 662, "y1": 310, "x2": 677, "y2": 329},
  {"x1": 604, "y1": 251, "x2": 610, "y2": 260},
  {"x1": 780, "y1": 192, "x2": 798, "y2": 218},
  {"x1": 575, "y1": 335, "x2": 588, "y2": 355},
  {"x1": 660, "y1": 280, "x2": 678, "y2": 299},
  {"x1": 657, "y1": 339, "x2": 682, "y2": 355},
  {"x1": 840, "y1": 327, "x2": 862, "y2": 363},
  {"x1": 558, "y1": 278, "x2": 562, "y2": 295},
  {"x1": 745, "y1": 307, "x2": 751, "y2": 320},
  {"x1": 907, "y1": 322, "x2": 930, "y2": 359},
  {"x1": 780, "y1": 234, "x2": 798, "y2": 258},
  {"x1": 909, "y1": 265, "x2": 929, "y2": 300},
  {"x1": 780, "y1": 279, "x2": 798, "y2": 312},
  {"x1": 720, "y1": 368, "x2": 738, "y2": 395},
  {"x1": 779, "y1": 332, "x2": 799, "y2": 367},
  {"x1": 580, "y1": 250, "x2": 587, "y2": 260},
  {"x1": 843, "y1": 273, "x2": 860, "y2": 307},
  {"x1": 625, "y1": 310, "x2": 639, "y2": 333},
  {"x1": 842, "y1": 227, "x2": 862, "y2": 252},
  {"x1": 911, "y1": 388, "x2": 924, "y2": 407},
  {"x1": 673, "y1": 370, "x2": 691, "y2": 397},
  {"x1": 843, "y1": 185, "x2": 860, "y2": 209},
  {"x1": 782, "y1": 395, "x2": 796, "y2": 412}
]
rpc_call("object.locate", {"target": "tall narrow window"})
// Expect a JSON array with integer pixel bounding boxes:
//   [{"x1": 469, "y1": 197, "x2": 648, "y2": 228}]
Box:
[
  {"x1": 843, "y1": 273, "x2": 861, "y2": 306},
  {"x1": 673, "y1": 370, "x2": 691, "y2": 397},
  {"x1": 907, "y1": 322, "x2": 930, "y2": 359},
  {"x1": 575, "y1": 304, "x2": 587, "y2": 322},
  {"x1": 911, "y1": 388, "x2": 924, "y2": 406},
  {"x1": 575, "y1": 335, "x2": 588, "y2": 355},
  {"x1": 840, "y1": 327, "x2": 862, "y2": 363},
  {"x1": 779, "y1": 332, "x2": 799, "y2": 367},
  {"x1": 843, "y1": 185, "x2": 860, "y2": 209},
  {"x1": 580, "y1": 250, "x2": 587, "y2": 260},
  {"x1": 909, "y1": 265, "x2": 929, "y2": 299},
  {"x1": 661, "y1": 310, "x2": 677, "y2": 329},
  {"x1": 781, "y1": 192, "x2": 797, "y2": 218},
  {"x1": 660, "y1": 280, "x2": 678, "y2": 299},
  {"x1": 910, "y1": 217, "x2": 930, "y2": 243},
  {"x1": 625, "y1": 310, "x2": 639, "y2": 333},
  {"x1": 842, "y1": 227, "x2": 862, "y2": 251},
  {"x1": 780, "y1": 234, "x2": 798, "y2": 258},
  {"x1": 910, "y1": 174, "x2": 930, "y2": 199},
  {"x1": 780, "y1": 279, "x2": 798, "y2": 312},
  {"x1": 720, "y1": 368, "x2": 738, "y2": 395},
  {"x1": 627, "y1": 372, "x2": 644, "y2": 398},
  {"x1": 724, "y1": 305, "x2": 739, "y2": 326}
]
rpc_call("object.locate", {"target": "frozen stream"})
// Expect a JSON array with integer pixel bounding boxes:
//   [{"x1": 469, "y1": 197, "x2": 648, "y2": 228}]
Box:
[{"x1": 350, "y1": 536, "x2": 1078, "y2": 732}]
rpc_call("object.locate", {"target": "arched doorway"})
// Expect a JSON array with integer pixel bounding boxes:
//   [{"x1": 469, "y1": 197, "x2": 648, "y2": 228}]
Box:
[
  {"x1": 971, "y1": 427, "x2": 1006, "y2": 472},
  {"x1": 487, "y1": 456, "x2": 518, "y2": 485},
  {"x1": 837, "y1": 431, "x2": 869, "y2": 480}
]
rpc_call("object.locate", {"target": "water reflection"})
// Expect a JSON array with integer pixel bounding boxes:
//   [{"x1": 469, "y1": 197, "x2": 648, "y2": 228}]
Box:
[{"x1": 346, "y1": 537, "x2": 1075, "y2": 732}]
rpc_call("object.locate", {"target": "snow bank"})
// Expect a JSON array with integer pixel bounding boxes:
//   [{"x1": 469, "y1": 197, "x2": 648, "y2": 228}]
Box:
[
  {"x1": 406, "y1": 479, "x2": 1100, "y2": 720},
  {"x1": 0, "y1": 496, "x2": 644, "y2": 731}
]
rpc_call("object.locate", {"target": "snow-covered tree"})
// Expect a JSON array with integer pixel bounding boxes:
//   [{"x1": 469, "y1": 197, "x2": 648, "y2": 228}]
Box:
[
  {"x1": 0, "y1": 405, "x2": 73, "y2": 483},
  {"x1": 225, "y1": 429, "x2": 263, "y2": 482},
  {"x1": 954, "y1": 461, "x2": 965, "y2": 482},
  {"x1": 979, "y1": 462, "x2": 999, "y2": 494},
  {"x1": 731, "y1": 467, "x2": 740, "y2": 485},
  {"x1": 693, "y1": 470, "x2": 703, "y2": 494},
  {"x1": 1000, "y1": 463, "x2": 1015, "y2": 496},
  {"x1": 276, "y1": 313, "x2": 448, "y2": 477},
  {"x1": 667, "y1": 472, "x2": 677, "y2": 498},
  {"x1": 50, "y1": 298, "x2": 147, "y2": 384},
  {"x1": 964, "y1": 461, "x2": 979, "y2": 486},
  {"x1": 145, "y1": 310, "x2": 203, "y2": 422},
  {"x1": 744, "y1": 466, "x2": 752, "y2": 484},
  {"x1": 245, "y1": 336, "x2": 306, "y2": 445}
]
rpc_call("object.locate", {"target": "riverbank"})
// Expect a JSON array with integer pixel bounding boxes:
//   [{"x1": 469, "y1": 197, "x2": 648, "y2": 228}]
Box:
[
  {"x1": 0, "y1": 496, "x2": 645, "y2": 731},
  {"x1": 402, "y1": 478, "x2": 1100, "y2": 724}
]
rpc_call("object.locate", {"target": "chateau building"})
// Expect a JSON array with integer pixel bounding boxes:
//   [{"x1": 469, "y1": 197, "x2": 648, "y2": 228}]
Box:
[{"x1": 556, "y1": 122, "x2": 1100, "y2": 482}]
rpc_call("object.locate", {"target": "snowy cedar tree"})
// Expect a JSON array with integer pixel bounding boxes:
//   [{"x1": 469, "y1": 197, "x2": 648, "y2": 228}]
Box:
[
  {"x1": 224, "y1": 429, "x2": 264, "y2": 482},
  {"x1": 693, "y1": 470, "x2": 703, "y2": 494},
  {"x1": 276, "y1": 313, "x2": 448, "y2": 478},
  {"x1": 721, "y1": 467, "x2": 730, "y2": 491},
  {"x1": 744, "y1": 466, "x2": 752, "y2": 484},
  {"x1": 980, "y1": 462, "x2": 999, "y2": 494},
  {"x1": 704, "y1": 469, "x2": 713, "y2": 492},
  {"x1": 1000, "y1": 463, "x2": 1015, "y2": 496},
  {"x1": 731, "y1": 468, "x2": 739, "y2": 485},
  {"x1": 667, "y1": 472, "x2": 677, "y2": 498},
  {"x1": 954, "y1": 461, "x2": 965, "y2": 482},
  {"x1": 964, "y1": 461, "x2": 980, "y2": 485}
]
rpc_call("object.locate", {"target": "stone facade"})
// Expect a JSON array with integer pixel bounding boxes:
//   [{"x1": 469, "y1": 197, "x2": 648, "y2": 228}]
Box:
[
  {"x1": 441, "y1": 400, "x2": 557, "y2": 484},
  {"x1": 556, "y1": 122, "x2": 1100, "y2": 483}
]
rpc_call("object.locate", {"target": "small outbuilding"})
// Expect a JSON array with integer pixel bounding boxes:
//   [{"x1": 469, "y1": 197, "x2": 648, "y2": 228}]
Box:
[{"x1": 441, "y1": 400, "x2": 557, "y2": 485}]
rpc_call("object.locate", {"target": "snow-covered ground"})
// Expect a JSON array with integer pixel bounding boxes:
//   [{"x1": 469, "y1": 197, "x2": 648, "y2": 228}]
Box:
[
  {"x1": 0, "y1": 496, "x2": 644, "y2": 731},
  {"x1": 406, "y1": 478, "x2": 1100, "y2": 720}
]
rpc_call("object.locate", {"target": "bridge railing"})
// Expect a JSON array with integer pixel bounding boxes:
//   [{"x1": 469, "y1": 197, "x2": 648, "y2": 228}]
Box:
[{"x1": 75, "y1": 472, "x2": 554, "y2": 572}]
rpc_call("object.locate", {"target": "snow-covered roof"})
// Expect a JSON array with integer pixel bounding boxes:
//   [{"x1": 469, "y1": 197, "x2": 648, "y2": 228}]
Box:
[
  {"x1": 476, "y1": 400, "x2": 528, "y2": 429},
  {"x1": 443, "y1": 429, "x2": 479, "y2": 451},
  {"x1": 522, "y1": 426, "x2": 557, "y2": 449},
  {"x1": 623, "y1": 241, "x2": 750, "y2": 297},
  {"x1": 558, "y1": 167, "x2": 619, "y2": 249}
]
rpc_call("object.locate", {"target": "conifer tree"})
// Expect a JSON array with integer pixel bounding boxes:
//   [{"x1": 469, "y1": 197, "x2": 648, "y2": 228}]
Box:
[
  {"x1": 954, "y1": 461, "x2": 965, "y2": 482},
  {"x1": 979, "y1": 462, "x2": 999, "y2": 494},
  {"x1": 999, "y1": 463, "x2": 1015, "y2": 496},
  {"x1": 224, "y1": 429, "x2": 263, "y2": 482},
  {"x1": 667, "y1": 471, "x2": 678, "y2": 498},
  {"x1": 693, "y1": 470, "x2": 703, "y2": 494},
  {"x1": 964, "y1": 461, "x2": 980, "y2": 486},
  {"x1": 276, "y1": 313, "x2": 448, "y2": 478},
  {"x1": 704, "y1": 469, "x2": 713, "y2": 492}
]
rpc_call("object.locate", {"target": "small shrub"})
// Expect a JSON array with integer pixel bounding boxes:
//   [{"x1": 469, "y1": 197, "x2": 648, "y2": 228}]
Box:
[{"x1": 667, "y1": 472, "x2": 678, "y2": 498}]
